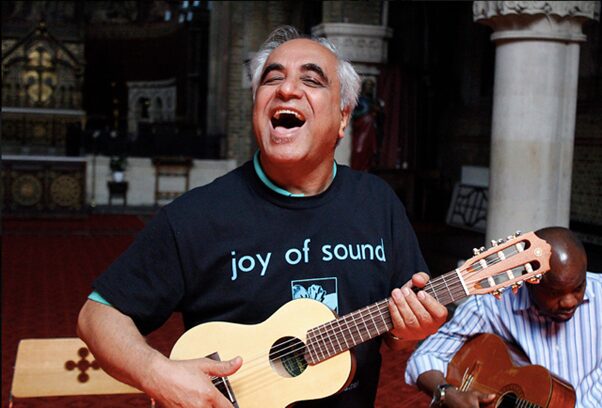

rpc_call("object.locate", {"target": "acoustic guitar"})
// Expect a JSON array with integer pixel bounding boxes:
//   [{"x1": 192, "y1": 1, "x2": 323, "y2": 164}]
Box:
[
  {"x1": 447, "y1": 333, "x2": 576, "y2": 408},
  {"x1": 171, "y1": 231, "x2": 551, "y2": 408}
]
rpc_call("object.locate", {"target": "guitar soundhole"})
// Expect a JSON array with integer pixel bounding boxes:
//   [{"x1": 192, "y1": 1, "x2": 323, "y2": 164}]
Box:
[
  {"x1": 269, "y1": 336, "x2": 308, "y2": 378},
  {"x1": 496, "y1": 392, "x2": 519, "y2": 408}
]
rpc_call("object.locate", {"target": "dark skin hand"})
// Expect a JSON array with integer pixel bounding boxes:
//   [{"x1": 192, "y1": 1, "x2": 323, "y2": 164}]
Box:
[{"x1": 416, "y1": 370, "x2": 495, "y2": 408}]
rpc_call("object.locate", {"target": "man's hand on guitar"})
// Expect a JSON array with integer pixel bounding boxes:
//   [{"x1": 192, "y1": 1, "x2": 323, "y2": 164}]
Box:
[
  {"x1": 387, "y1": 272, "x2": 448, "y2": 341},
  {"x1": 439, "y1": 387, "x2": 496, "y2": 408},
  {"x1": 147, "y1": 355, "x2": 243, "y2": 408}
]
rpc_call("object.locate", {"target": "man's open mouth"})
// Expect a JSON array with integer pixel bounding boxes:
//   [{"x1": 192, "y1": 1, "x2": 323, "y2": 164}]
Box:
[{"x1": 271, "y1": 109, "x2": 306, "y2": 129}]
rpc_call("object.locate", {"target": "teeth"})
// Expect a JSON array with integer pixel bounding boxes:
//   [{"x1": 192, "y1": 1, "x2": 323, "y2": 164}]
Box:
[{"x1": 273, "y1": 109, "x2": 304, "y2": 121}]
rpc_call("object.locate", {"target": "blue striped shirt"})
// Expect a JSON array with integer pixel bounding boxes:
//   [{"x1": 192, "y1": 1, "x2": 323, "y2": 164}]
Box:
[{"x1": 405, "y1": 272, "x2": 602, "y2": 408}]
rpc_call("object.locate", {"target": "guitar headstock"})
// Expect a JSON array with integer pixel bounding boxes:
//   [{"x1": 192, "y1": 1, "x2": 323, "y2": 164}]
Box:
[{"x1": 458, "y1": 231, "x2": 551, "y2": 299}]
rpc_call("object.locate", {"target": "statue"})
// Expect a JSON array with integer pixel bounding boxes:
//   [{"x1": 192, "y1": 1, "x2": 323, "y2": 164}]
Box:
[{"x1": 351, "y1": 78, "x2": 383, "y2": 171}]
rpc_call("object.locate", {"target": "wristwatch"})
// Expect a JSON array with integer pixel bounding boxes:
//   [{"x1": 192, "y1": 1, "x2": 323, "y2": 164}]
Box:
[{"x1": 430, "y1": 383, "x2": 453, "y2": 407}]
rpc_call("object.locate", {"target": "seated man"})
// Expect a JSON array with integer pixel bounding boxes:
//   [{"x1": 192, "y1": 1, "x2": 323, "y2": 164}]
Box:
[{"x1": 405, "y1": 226, "x2": 602, "y2": 408}]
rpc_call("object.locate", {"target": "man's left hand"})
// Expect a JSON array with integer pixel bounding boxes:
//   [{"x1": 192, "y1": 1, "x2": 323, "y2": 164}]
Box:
[{"x1": 387, "y1": 272, "x2": 448, "y2": 341}]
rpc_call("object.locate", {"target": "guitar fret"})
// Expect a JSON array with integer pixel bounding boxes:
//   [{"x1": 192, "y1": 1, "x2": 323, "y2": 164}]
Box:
[
  {"x1": 341, "y1": 324, "x2": 351, "y2": 351},
  {"x1": 428, "y1": 281, "x2": 440, "y2": 303},
  {"x1": 324, "y1": 322, "x2": 336, "y2": 357},
  {"x1": 368, "y1": 304, "x2": 380, "y2": 333},
  {"x1": 314, "y1": 327, "x2": 326, "y2": 362},
  {"x1": 351, "y1": 312, "x2": 364, "y2": 343},
  {"x1": 378, "y1": 300, "x2": 391, "y2": 333},
  {"x1": 443, "y1": 277, "x2": 453, "y2": 303},
  {"x1": 332, "y1": 320, "x2": 343, "y2": 354},
  {"x1": 369, "y1": 303, "x2": 381, "y2": 338}
]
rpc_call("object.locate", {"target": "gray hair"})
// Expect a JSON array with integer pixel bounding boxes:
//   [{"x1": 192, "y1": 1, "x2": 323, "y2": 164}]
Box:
[{"x1": 249, "y1": 25, "x2": 361, "y2": 112}]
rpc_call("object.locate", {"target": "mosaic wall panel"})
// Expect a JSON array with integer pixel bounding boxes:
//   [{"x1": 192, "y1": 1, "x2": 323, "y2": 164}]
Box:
[{"x1": 2, "y1": 158, "x2": 86, "y2": 216}]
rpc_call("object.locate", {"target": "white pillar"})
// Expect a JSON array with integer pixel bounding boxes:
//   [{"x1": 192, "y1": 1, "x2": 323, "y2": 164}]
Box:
[
  {"x1": 311, "y1": 23, "x2": 392, "y2": 166},
  {"x1": 473, "y1": 1, "x2": 600, "y2": 242}
]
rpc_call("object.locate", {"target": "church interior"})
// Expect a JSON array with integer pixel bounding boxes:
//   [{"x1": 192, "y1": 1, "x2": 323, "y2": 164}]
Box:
[{"x1": 2, "y1": 1, "x2": 601, "y2": 407}]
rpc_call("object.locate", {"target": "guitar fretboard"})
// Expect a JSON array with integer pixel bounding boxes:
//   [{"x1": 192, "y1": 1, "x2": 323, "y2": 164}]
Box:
[{"x1": 305, "y1": 270, "x2": 466, "y2": 365}]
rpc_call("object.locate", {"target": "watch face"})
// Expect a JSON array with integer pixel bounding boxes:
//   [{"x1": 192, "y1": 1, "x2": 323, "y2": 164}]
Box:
[{"x1": 431, "y1": 384, "x2": 450, "y2": 407}]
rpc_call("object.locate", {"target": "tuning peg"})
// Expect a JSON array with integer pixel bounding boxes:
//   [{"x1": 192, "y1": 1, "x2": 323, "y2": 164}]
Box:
[
  {"x1": 498, "y1": 239, "x2": 505, "y2": 245},
  {"x1": 507, "y1": 235, "x2": 514, "y2": 241},
  {"x1": 527, "y1": 274, "x2": 543, "y2": 284},
  {"x1": 473, "y1": 248, "x2": 480, "y2": 256},
  {"x1": 492, "y1": 290, "x2": 503, "y2": 300},
  {"x1": 491, "y1": 240, "x2": 498, "y2": 247},
  {"x1": 515, "y1": 230, "x2": 521, "y2": 236},
  {"x1": 511, "y1": 282, "x2": 523, "y2": 294},
  {"x1": 479, "y1": 246, "x2": 486, "y2": 253}
]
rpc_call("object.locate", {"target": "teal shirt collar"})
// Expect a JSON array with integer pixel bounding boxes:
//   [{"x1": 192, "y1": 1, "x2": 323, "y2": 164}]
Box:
[{"x1": 253, "y1": 151, "x2": 337, "y2": 198}]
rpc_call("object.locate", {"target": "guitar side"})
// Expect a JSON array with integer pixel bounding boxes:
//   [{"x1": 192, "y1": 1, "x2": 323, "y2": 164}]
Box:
[
  {"x1": 447, "y1": 333, "x2": 576, "y2": 408},
  {"x1": 170, "y1": 298, "x2": 354, "y2": 408}
]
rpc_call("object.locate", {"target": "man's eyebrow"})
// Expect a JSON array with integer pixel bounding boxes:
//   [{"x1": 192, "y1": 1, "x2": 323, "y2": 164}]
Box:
[
  {"x1": 302, "y1": 63, "x2": 328, "y2": 83},
  {"x1": 260, "y1": 63, "x2": 284, "y2": 83}
]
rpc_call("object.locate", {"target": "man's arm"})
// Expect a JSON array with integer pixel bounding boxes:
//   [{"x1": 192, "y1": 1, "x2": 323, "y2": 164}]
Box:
[
  {"x1": 77, "y1": 300, "x2": 242, "y2": 408},
  {"x1": 401, "y1": 295, "x2": 497, "y2": 407}
]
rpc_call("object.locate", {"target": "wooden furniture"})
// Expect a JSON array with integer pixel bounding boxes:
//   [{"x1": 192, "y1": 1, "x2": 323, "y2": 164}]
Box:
[
  {"x1": 107, "y1": 181, "x2": 128, "y2": 207},
  {"x1": 152, "y1": 156, "x2": 192, "y2": 206},
  {"x1": 8, "y1": 338, "x2": 146, "y2": 407},
  {"x1": 2, "y1": 155, "x2": 86, "y2": 216}
]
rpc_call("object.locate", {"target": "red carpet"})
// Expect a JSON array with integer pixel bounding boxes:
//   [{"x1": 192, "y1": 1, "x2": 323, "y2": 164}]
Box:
[{"x1": 2, "y1": 214, "x2": 429, "y2": 407}]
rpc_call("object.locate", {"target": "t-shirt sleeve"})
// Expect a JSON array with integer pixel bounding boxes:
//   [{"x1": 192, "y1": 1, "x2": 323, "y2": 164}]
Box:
[
  {"x1": 390, "y1": 195, "x2": 429, "y2": 289},
  {"x1": 93, "y1": 208, "x2": 186, "y2": 335}
]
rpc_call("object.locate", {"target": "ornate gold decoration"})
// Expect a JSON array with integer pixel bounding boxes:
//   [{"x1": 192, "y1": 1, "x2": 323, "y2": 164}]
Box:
[
  {"x1": 11, "y1": 174, "x2": 43, "y2": 206},
  {"x1": 21, "y1": 44, "x2": 58, "y2": 104},
  {"x1": 50, "y1": 174, "x2": 82, "y2": 208}
]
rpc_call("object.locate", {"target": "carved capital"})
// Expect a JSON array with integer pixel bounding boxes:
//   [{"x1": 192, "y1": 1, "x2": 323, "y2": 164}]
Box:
[
  {"x1": 473, "y1": 1, "x2": 600, "y2": 42},
  {"x1": 311, "y1": 23, "x2": 393, "y2": 64},
  {"x1": 473, "y1": 1, "x2": 600, "y2": 21}
]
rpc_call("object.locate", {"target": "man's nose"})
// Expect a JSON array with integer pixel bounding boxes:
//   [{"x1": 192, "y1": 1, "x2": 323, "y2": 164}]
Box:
[
  {"x1": 559, "y1": 293, "x2": 579, "y2": 309},
  {"x1": 276, "y1": 77, "x2": 302, "y2": 99}
]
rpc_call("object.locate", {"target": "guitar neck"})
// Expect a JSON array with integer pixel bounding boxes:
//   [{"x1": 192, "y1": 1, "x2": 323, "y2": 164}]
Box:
[{"x1": 305, "y1": 270, "x2": 465, "y2": 365}]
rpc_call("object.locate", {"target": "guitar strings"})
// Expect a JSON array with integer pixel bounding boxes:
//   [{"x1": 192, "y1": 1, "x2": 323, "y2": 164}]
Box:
[
  {"x1": 209, "y1": 244, "x2": 528, "y2": 388},
  {"x1": 208, "y1": 299, "x2": 394, "y2": 387},
  {"x1": 207, "y1": 244, "x2": 536, "y2": 396},
  {"x1": 459, "y1": 379, "x2": 541, "y2": 408},
  {"x1": 211, "y1": 243, "x2": 529, "y2": 385}
]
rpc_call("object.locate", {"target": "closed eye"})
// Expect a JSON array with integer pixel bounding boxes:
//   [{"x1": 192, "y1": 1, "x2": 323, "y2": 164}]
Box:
[
  {"x1": 263, "y1": 76, "x2": 284, "y2": 85},
  {"x1": 302, "y1": 77, "x2": 324, "y2": 87}
]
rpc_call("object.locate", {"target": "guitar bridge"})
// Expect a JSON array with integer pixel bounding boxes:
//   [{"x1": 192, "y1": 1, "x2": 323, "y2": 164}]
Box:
[{"x1": 207, "y1": 352, "x2": 239, "y2": 407}]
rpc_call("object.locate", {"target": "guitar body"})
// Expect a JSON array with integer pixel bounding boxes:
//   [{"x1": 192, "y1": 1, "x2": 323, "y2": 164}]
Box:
[
  {"x1": 170, "y1": 298, "x2": 354, "y2": 408},
  {"x1": 447, "y1": 334, "x2": 576, "y2": 408}
]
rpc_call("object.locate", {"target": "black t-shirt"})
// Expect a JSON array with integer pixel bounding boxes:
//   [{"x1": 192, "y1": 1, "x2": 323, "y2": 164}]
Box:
[{"x1": 94, "y1": 160, "x2": 428, "y2": 407}]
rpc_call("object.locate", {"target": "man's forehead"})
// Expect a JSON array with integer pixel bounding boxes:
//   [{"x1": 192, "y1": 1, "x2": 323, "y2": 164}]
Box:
[{"x1": 266, "y1": 39, "x2": 337, "y2": 68}]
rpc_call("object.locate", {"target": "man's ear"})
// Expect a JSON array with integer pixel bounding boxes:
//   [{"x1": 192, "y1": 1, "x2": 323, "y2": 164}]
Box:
[{"x1": 338, "y1": 107, "x2": 352, "y2": 139}]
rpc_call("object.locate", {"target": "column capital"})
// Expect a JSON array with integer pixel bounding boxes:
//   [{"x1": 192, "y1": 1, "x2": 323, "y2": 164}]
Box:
[
  {"x1": 473, "y1": 1, "x2": 600, "y2": 42},
  {"x1": 311, "y1": 23, "x2": 393, "y2": 64}
]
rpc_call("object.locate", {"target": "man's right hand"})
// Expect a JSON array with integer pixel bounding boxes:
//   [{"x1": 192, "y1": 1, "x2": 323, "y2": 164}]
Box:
[
  {"x1": 442, "y1": 387, "x2": 496, "y2": 408},
  {"x1": 77, "y1": 300, "x2": 243, "y2": 408},
  {"x1": 146, "y1": 355, "x2": 243, "y2": 408},
  {"x1": 416, "y1": 370, "x2": 495, "y2": 408}
]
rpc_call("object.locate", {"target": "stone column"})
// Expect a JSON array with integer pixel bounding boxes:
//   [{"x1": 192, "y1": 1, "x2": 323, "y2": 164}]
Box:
[
  {"x1": 312, "y1": 23, "x2": 392, "y2": 166},
  {"x1": 473, "y1": 1, "x2": 600, "y2": 242}
]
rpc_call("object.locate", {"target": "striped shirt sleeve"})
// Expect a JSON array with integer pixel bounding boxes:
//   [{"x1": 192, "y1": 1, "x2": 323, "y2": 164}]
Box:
[{"x1": 405, "y1": 297, "x2": 493, "y2": 385}]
